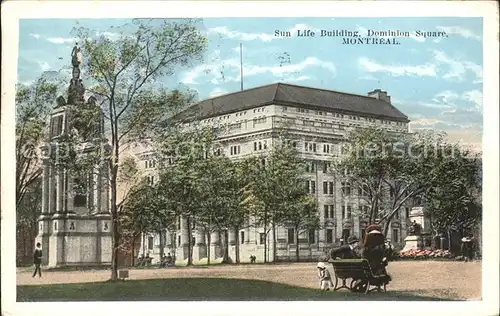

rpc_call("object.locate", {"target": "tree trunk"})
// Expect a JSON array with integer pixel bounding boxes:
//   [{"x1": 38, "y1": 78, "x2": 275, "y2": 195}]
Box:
[
  {"x1": 235, "y1": 226, "x2": 240, "y2": 264},
  {"x1": 272, "y1": 222, "x2": 277, "y2": 263},
  {"x1": 131, "y1": 233, "x2": 136, "y2": 266},
  {"x1": 110, "y1": 162, "x2": 119, "y2": 281},
  {"x1": 221, "y1": 230, "x2": 229, "y2": 263},
  {"x1": 142, "y1": 232, "x2": 146, "y2": 256},
  {"x1": 263, "y1": 217, "x2": 267, "y2": 263},
  {"x1": 207, "y1": 230, "x2": 211, "y2": 265},
  {"x1": 295, "y1": 228, "x2": 300, "y2": 262},
  {"x1": 383, "y1": 220, "x2": 390, "y2": 237},
  {"x1": 187, "y1": 216, "x2": 192, "y2": 266},
  {"x1": 448, "y1": 229, "x2": 452, "y2": 252},
  {"x1": 159, "y1": 228, "x2": 164, "y2": 259}
]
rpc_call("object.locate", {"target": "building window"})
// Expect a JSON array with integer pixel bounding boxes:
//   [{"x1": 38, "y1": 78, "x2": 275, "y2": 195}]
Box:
[
  {"x1": 341, "y1": 182, "x2": 351, "y2": 195},
  {"x1": 263, "y1": 140, "x2": 268, "y2": 149},
  {"x1": 323, "y1": 162, "x2": 331, "y2": 173},
  {"x1": 287, "y1": 228, "x2": 295, "y2": 244},
  {"x1": 323, "y1": 182, "x2": 328, "y2": 194},
  {"x1": 148, "y1": 236, "x2": 154, "y2": 250},
  {"x1": 341, "y1": 206, "x2": 345, "y2": 219},
  {"x1": 50, "y1": 115, "x2": 64, "y2": 138},
  {"x1": 260, "y1": 233, "x2": 266, "y2": 245},
  {"x1": 405, "y1": 207, "x2": 410, "y2": 219},
  {"x1": 323, "y1": 144, "x2": 330, "y2": 153},
  {"x1": 324, "y1": 205, "x2": 334, "y2": 218},
  {"x1": 310, "y1": 180, "x2": 316, "y2": 194},
  {"x1": 304, "y1": 142, "x2": 309, "y2": 152},
  {"x1": 326, "y1": 229, "x2": 333, "y2": 244},
  {"x1": 178, "y1": 235, "x2": 181, "y2": 246},
  {"x1": 328, "y1": 182, "x2": 334, "y2": 195},
  {"x1": 254, "y1": 142, "x2": 257, "y2": 151},
  {"x1": 392, "y1": 229, "x2": 399, "y2": 243},
  {"x1": 240, "y1": 231, "x2": 245, "y2": 244},
  {"x1": 309, "y1": 229, "x2": 315, "y2": 244},
  {"x1": 347, "y1": 206, "x2": 352, "y2": 218},
  {"x1": 342, "y1": 229, "x2": 350, "y2": 243},
  {"x1": 306, "y1": 161, "x2": 315, "y2": 173}
]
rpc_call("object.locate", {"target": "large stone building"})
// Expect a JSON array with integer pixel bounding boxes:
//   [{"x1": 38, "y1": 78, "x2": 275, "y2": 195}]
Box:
[{"x1": 136, "y1": 83, "x2": 415, "y2": 263}]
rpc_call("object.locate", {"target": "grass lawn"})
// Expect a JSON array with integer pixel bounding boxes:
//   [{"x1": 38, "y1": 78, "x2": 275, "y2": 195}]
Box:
[{"x1": 17, "y1": 278, "x2": 455, "y2": 301}]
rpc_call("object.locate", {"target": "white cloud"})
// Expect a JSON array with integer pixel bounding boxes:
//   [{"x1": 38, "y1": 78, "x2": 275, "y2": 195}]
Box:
[
  {"x1": 96, "y1": 31, "x2": 120, "y2": 41},
  {"x1": 209, "y1": 87, "x2": 228, "y2": 97},
  {"x1": 181, "y1": 57, "x2": 334, "y2": 85},
  {"x1": 285, "y1": 75, "x2": 313, "y2": 82},
  {"x1": 47, "y1": 37, "x2": 77, "y2": 44},
  {"x1": 432, "y1": 50, "x2": 483, "y2": 83},
  {"x1": 436, "y1": 26, "x2": 481, "y2": 41},
  {"x1": 411, "y1": 118, "x2": 444, "y2": 126},
  {"x1": 358, "y1": 74, "x2": 379, "y2": 81},
  {"x1": 207, "y1": 26, "x2": 274, "y2": 42},
  {"x1": 207, "y1": 24, "x2": 319, "y2": 42},
  {"x1": 29, "y1": 33, "x2": 40, "y2": 39},
  {"x1": 358, "y1": 57, "x2": 436, "y2": 77},
  {"x1": 38, "y1": 61, "x2": 51, "y2": 72},
  {"x1": 243, "y1": 57, "x2": 335, "y2": 78}
]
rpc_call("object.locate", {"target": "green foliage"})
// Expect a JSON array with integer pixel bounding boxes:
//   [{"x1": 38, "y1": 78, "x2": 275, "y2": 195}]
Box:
[
  {"x1": 335, "y1": 127, "x2": 482, "y2": 236},
  {"x1": 15, "y1": 77, "x2": 58, "y2": 207},
  {"x1": 71, "y1": 18, "x2": 208, "y2": 279}
]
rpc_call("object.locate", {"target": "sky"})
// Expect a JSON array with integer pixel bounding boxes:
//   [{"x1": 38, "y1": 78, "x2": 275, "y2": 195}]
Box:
[{"x1": 18, "y1": 17, "x2": 483, "y2": 151}]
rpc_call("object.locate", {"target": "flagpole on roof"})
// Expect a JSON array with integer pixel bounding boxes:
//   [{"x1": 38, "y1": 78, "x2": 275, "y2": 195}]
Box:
[{"x1": 240, "y1": 43, "x2": 244, "y2": 91}]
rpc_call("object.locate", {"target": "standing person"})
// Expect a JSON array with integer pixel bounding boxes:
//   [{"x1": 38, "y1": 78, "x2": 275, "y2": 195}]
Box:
[
  {"x1": 329, "y1": 236, "x2": 361, "y2": 259},
  {"x1": 467, "y1": 234, "x2": 475, "y2": 261},
  {"x1": 317, "y1": 262, "x2": 333, "y2": 291},
  {"x1": 461, "y1": 234, "x2": 475, "y2": 262},
  {"x1": 32, "y1": 242, "x2": 42, "y2": 278}
]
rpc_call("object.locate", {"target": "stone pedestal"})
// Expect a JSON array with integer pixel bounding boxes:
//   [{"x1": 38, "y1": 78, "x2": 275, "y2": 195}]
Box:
[
  {"x1": 227, "y1": 229, "x2": 237, "y2": 263},
  {"x1": 209, "y1": 231, "x2": 221, "y2": 261},
  {"x1": 192, "y1": 228, "x2": 207, "y2": 262},
  {"x1": 402, "y1": 235, "x2": 421, "y2": 252}
]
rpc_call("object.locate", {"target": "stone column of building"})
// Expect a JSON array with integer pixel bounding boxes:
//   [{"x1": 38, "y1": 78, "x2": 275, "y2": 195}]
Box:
[
  {"x1": 48, "y1": 164, "x2": 55, "y2": 214},
  {"x1": 56, "y1": 164, "x2": 64, "y2": 214},
  {"x1": 228, "y1": 229, "x2": 237, "y2": 262},
  {"x1": 41, "y1": 158, "x2": 50, "y2": 215},
  {"x1": 94, "y1": 164, "x2": 102, "y2": 214},
  {"x1": 176, "y1": 216, "x2": 190, "y2": 262},
  {"x1": 209, "y1": 231, "x2": 221, "y2": 261},
  {"x1": 100, "y1": 160, "x2": 109, "y2": 214},
  {"x1": 66, "y1": 169, "x2": 75, "y2": 213},
  {"x1": 87, "y1": 170, "x2": 94, "y2": 211},
  {"x1": 192, "y1": 228, "x2": 207, "y2": 262}
]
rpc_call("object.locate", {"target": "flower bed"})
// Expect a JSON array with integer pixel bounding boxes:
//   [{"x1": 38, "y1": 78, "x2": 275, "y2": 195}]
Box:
[{"x1": 397, "y1": 249, "x2": 455, "y2": 260}]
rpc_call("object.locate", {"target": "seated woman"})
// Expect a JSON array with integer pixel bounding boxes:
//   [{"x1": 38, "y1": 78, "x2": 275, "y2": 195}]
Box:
[{"x1": 351, "y1": 226, "x2": 392, "y2": 292}]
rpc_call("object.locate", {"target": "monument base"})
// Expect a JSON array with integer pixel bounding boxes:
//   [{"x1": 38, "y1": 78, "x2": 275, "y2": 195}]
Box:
[{"x1": 401, "y1": 235, "x2": 421, "y2": 252}]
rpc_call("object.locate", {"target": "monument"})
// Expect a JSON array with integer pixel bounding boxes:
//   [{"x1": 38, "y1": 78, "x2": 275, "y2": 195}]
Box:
[
  {"x1": 401, "y1": 207, "x2": 430, "y2": 252},
  {"x1": 35, "y1": 44, "x2": 112, "y2": 268}
]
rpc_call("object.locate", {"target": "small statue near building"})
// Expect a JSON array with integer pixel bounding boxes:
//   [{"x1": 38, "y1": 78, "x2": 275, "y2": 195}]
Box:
[{"x1": 408, "y1": 220, "x2": 422, "y2": 236}]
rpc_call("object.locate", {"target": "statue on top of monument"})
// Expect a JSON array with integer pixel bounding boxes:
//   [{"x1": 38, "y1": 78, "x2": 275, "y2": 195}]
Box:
[
  {"x1": 71, "y1": 43, "x2": 83, "y2": 68},
  {"x1": 68, "y1": 43, "x2": 85, "y2": 105}
]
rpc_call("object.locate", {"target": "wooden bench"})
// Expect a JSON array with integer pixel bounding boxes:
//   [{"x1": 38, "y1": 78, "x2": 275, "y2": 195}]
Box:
[{"x1": 328, "y1": 259, "x2": 389, "y2": 294}]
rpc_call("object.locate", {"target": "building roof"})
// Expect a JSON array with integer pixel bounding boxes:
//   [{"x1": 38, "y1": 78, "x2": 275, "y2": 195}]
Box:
[{"x1": 174, "y1": 82, "x2": 409, "y2": 122}]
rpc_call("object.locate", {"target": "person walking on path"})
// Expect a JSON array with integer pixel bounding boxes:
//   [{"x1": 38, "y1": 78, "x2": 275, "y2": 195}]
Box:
[{"x1": 32, "y1": 242, "x2": 42, "y2": 278}]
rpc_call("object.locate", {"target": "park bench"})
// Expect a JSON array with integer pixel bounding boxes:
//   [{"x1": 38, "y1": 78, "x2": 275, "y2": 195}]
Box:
[{"x1": 328, "y1": 259, "x2": 389, "y2": 294}]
